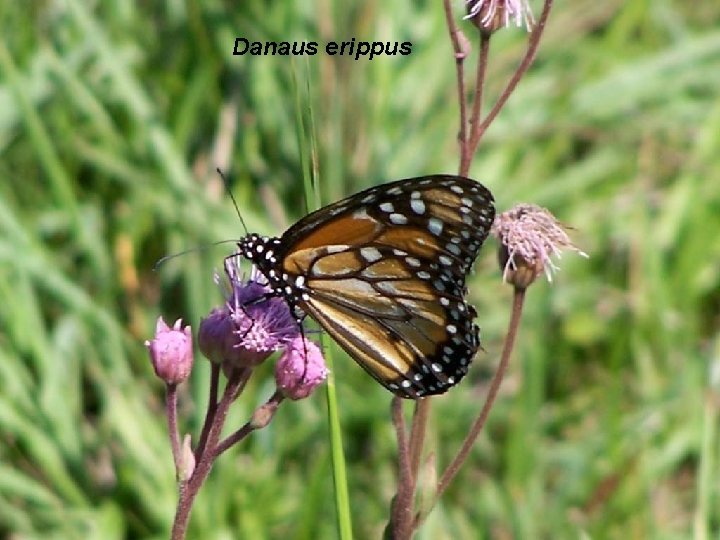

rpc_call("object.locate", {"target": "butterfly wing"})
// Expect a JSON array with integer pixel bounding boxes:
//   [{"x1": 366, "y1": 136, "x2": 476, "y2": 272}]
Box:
[{"x1": 278, "y1": 175, "x2": 495, "y2": 398}]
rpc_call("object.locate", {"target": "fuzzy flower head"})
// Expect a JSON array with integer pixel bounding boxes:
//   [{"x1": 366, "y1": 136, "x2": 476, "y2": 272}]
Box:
[
  {"x1": 465, "y1": 0, "x2": 535, "y2": 33},
  {"x1": 275, "y1": 337, "x2": 328, "y2": 400},
  {"x1": 492, "y1": 204, "x2": 588, "y2": 289},
  {"x1": 199, "y1": 257, "x2": 299, "y2": 369},
  {"x1": 145, "y1": 317, "x2": 194, "y2": 385}
]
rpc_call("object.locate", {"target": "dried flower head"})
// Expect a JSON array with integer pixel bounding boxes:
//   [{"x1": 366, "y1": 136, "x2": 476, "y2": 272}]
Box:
[
  {"x1": 465, "y1": 0, "x2": 535, "y2": 33},
  {"x1": 200, "y1": 258, "x2": 299, "y2": 369},
  {"x1": 275, "y1": 337, "x2": 328, "y2": 400},
  {"x1": 492, "y1": 204, "x2": 588, "y2": 289},
  {"x1": 145, "y1": 317, "x2": 194, "y2": 385}
]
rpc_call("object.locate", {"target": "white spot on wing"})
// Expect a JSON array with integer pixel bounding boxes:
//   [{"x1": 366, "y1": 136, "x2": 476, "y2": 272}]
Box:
[
  {"x1": 447, "y1": 243, "x2": 461, "y2": 256},
  {"x1": 360, "y1": 247, "x2": 382, "y2": 263},
  {"x1": 390, "y1": 213, "x2": 408, "y2": 224},
  {"x1": 428, "y1": 217, "x2": 444, "y2": 236}
]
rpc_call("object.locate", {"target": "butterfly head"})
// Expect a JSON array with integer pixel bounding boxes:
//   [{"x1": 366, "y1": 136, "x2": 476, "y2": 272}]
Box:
[
  {"x1": 237, "y1": 234, "x2": 308, "y2": 319},
  {"x1": 238, "y1": 232, "x2": 280, "y2": 280}
]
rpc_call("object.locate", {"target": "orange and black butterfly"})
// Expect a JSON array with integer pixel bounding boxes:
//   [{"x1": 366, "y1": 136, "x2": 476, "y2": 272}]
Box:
[{"x1": 237, "y1": 175, "x2": 495, "y2": 398}]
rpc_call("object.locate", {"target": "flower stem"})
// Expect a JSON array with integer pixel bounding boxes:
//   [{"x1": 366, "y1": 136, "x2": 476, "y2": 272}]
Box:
[
  {"x1": 166, "y1": 383, "x2": 181, "y2": 473},
  {"x1": 195, "y1": 363, "x2": 220, "y2": 461},
  {"x1": 213, "y1": 391, "x2": 285, "y2": 457},
  {"x1": 408, "y1": 398, "x2": 430, "y2": 481},
  {"x1": 471, "y1": 0, "x2": 554, "y2": 147},
  {"x1": 465, "y1": 32, "x2": 491, "y2": 161},
  {"x1": 442, "y1": 0, "x2": 470, "y2": 173},
  {"x1": 390, "y1": 397, "x2": 414, "y2": 539},
  {"x1": 170, "y1": 368, "x2": 250, "y2": 540},
  {"x1": 416, "y1": 287, "x2": 525, "y2": 528}
]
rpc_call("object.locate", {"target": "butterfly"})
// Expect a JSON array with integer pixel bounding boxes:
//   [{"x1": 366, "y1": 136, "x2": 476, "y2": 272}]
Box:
[{"x1": 237, "y1": 175, "x2": 495, "y2": 398}]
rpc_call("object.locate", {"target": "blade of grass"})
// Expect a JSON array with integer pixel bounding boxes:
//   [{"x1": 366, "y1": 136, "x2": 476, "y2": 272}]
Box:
[{"x1": 292, "y1": 58, "x2": 353, "y2": 540}]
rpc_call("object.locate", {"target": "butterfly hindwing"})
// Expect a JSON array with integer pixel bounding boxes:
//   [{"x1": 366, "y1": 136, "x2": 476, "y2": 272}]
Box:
[{"x1": 297, "y1": 246, "x2": 480, "y2": 397}]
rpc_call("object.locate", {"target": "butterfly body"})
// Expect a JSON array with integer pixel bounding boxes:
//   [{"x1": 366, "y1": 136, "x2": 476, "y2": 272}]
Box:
[{"x1": 238, "y1": 175, "x2": 495, "y2": 398}]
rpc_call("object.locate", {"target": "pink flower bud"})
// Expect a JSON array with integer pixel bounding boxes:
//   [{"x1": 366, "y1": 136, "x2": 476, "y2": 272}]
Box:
[
  {"x1": 275, "y1": 337, "x2": 328, "y2": 400},
  {"x1": 145, "y1": 317, "x2": 194, "y2": 385}
]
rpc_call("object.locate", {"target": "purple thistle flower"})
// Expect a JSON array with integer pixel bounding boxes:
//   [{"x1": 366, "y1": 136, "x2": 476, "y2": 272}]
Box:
[
  {"x1": 275, "y1": 337, "x2": 328, "y2": 400},
  {"x1": 145, "y1": 317, "x2": 194, "y2": 385},
  {"x1": 492, "y1": 204, "x2": 588, "y2": 289},
  {"x1": 199, "y1": 257, "x2": 299, "y2": 368}
]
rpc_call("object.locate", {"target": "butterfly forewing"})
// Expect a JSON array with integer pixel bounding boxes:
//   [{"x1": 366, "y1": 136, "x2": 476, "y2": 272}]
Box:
[{"x1": 239, "y1": 175, "x2": 495, "y2": 398}]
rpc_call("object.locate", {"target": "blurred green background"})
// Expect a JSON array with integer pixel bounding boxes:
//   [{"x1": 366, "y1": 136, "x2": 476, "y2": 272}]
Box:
[{"x1": 2, "y1": 1, "x2": 720, "y2": 538}]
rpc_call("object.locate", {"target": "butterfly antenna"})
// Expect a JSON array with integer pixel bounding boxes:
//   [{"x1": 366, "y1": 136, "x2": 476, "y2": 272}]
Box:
[
  {"x1": 216, "y1": 167, "x2": 249, "y2": 235},
  {"x1": 153, "y1": 239, "x2": 239, "y2": 271}
]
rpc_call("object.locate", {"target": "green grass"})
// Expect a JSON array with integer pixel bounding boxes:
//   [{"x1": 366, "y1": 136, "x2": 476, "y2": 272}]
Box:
[{"x1": 1, "y1": 0, "x2": 720, "y2": 538}]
